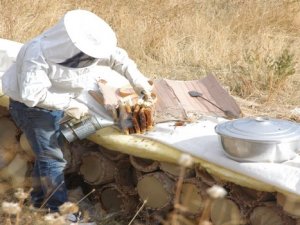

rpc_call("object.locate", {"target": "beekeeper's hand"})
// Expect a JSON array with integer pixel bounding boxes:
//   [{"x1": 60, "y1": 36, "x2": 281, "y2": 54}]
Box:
[
  {"x1": 117, "y1": 100, "x2": 133, "y2": 135},
  {"x1": 141, "y1": 90, "x2": 156, "y2": 107},
  {"x1": 133, "y1": 78, "x2": 153, "y2": 97},
  {"x1": 65, "y1": 99, "x2": 89, "y2": 120}
]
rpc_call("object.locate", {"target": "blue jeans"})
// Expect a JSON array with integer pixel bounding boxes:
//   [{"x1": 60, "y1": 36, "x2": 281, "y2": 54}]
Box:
[{"x1": 9, "y1": 99, "x2": 67, "y2": 211}]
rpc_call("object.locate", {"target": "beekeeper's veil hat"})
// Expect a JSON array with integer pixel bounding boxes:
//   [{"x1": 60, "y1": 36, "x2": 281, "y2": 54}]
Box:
[{"x1": 41, "y1": 9, "x2": 117, "y2": 63}]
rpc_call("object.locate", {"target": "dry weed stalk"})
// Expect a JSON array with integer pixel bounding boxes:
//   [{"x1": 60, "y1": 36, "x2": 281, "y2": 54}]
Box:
[
  {"x1": 39, "y1": 181, "x2": 65, "y2": 210},
  {"x1": 1, "y1": 188, "x2": 33, "y2": 225},
  {"x1": 164, "y1": 153, "x2": 227, "y2": 225},
  {"x1": 76, "y1": 188, "x2": 95, "y2": 205},
  {"x1": 198, "y1": 185, "x2": 227, "y2": 224},
  {"x1": 128, "y1": 199, "x2": 148, "y2": 225},
  {"x1": 2, "y1": 201, "x2": 21, "y2": 225},
  {"x1": 164, "y1": 154, "x2": 194, "y2": 225}
]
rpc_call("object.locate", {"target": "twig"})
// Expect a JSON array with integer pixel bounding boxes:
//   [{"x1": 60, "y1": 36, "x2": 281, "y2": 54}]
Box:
[
  {"x1": 40, "y1": 181, "x2": 65, "y2": 209},
  {"x1": 15, "y1": 211, "x2": 20, "y2": 225},
  {"x1": 174, "y1": 166, "x2": 186, "y2": 205},
  {"x1": 128, "y1": 199, "x2": 147, "y2": 225},
  {"x1": 198, "y1": 198, "x2": 212, "y2": 225},
  {"x1": 171, "y1": 166, "x2": 186, "y2": 225},
  {"x1": 176, "y1": 214, "x2": 196, "y2": 225},
  {"x1": 174, "y1": 203, "x2": 189, "y2": 213},
  {"x1": 76, "y1": 188, "x2": 95, "y2": 205},
  {"x1": 5, "y1": 216, "x2": 11, "y2": 225}
]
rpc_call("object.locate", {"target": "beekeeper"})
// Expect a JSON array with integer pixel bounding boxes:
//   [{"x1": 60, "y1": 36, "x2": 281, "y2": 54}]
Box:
[{"x1": 1, "y1": 9, "x2": 153, "y2": 215}]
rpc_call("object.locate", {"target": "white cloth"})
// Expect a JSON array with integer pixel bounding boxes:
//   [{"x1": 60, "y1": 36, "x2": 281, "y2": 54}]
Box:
[
  {"x1": 0, "y1": 39, "x2": 22, "y2": 73},
  {"x1": 144, "y1": 118, "x2": 300, "y2": 196},
  {"x1": 1, "y1": 10, "x2": 152, "y2": 110}
]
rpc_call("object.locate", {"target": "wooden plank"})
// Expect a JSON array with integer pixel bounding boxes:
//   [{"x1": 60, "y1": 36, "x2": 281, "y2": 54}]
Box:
[{"x1": 163, "y1": 75, "x2": 241, "y2": 118}]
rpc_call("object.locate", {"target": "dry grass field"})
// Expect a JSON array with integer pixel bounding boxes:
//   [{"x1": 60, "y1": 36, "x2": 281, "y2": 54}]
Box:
[
  {"x1": 1, "y1": 0, "x2": 300, "y2": 117},
  {"x1": 1, "y1": 0, "x2": 300, "y2": 224}
]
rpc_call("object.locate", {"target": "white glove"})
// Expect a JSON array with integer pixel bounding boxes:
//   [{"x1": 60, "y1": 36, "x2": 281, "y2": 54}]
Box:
[
  {"x1": 133, "y1": 78, "x2": 153, "y2": 95},
  {"x1": 65, "y1": 99, "x2": 89, "y2": 120},
  {"x1": 140, "y1": 90, "x2": 156, "y2": 107}
]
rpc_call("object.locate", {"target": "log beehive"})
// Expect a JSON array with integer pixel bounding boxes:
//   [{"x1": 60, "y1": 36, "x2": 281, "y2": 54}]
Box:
[
  {"x1": 0, "y1": 153, "x2": 29, "y2": 188},
  {"x1": 277, "y1": 192, "x2": 300, "y2": 217},
  {"x1": 160, "y1": 161, "x2": 195, "y2": 179},
  {"x1": 249, "y1": 204, "x2": 295, "y2": 225},
  {"x1": 130, "y1": 155, "x2": 159, "y2": 173},
  {"x1": 0, "y1": 117, "x2": 19, "y2": 169},
  {"x1": 19, "y1": 133, "x2": 35, "y2": 160},
  {"x1": 137, "y1": 172, "x2": 175, "y2": 210},
  {"x1": 114, "y1": 158, "x2": 139, "y2": 195},
  {"x1": 179, "y1": 178, "x2": 209, "y2": 217},
  {"x1": 79, "y1": 151, "x2": 115, "y2": 185},
  {"x1": 99, "y1": 146, "x2": 127, "y2": 161},
  {"x1": 97, "y1": 183, "x2": 139, "y2": 215},
  {"x1": 210, "y1": 198, "x2": 243, "y2": 225}
]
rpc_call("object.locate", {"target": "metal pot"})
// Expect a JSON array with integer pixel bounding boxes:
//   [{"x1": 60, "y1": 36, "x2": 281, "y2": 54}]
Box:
[{"x1": 215, "y1": 117, "x2": 300, "y2": 162}]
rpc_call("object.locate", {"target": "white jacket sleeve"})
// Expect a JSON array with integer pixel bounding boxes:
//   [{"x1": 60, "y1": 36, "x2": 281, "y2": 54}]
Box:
[
  {"x1": 98, "y1": 47, "x2": 153, "y2": 95},
  {"x1": 18, "y1": 59, "x2": 72, "y2": 110}
]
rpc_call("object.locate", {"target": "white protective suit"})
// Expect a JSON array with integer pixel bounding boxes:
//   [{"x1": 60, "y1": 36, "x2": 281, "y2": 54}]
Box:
[{"x1": 2, "y1": 9, "x2": 152, "y2": 112}]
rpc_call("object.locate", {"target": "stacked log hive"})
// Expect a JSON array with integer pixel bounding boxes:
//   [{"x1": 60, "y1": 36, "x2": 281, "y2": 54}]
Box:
[
  {"x1": 0, "y1": 106, "x2": 299, "y2": 224},
  {"x1": 137, "y1": 172, "x2": 175, "y2": 211},
  {"x1": 0, "y1": 108, "x2": 30, "y2": 188},
  {"x1": 79, "y1": 151, "x2": 116, "y2": 185}
]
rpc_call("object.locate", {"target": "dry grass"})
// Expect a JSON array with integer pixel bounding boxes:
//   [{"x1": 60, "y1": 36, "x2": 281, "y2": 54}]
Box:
[{"x1": 1, "y1": 0, "x2": 300, "y2": 113}]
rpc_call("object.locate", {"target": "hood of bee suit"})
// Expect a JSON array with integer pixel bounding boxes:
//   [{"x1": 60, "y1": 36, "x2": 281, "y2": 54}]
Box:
[{"x1": 40, "y1": 9, "x2": 117, "y2": 63}]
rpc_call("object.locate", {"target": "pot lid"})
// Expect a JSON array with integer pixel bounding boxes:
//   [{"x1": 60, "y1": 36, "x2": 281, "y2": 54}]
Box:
[{"x1": 215, "y1": 117, "x2": 300, "y2": 142}]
